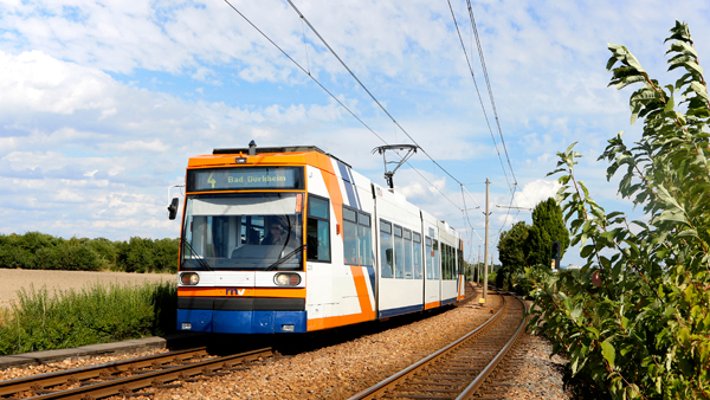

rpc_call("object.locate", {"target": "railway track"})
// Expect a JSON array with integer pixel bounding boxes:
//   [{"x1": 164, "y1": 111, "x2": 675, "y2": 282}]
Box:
[
  {"x1": 348, "y1": 294, "x2": 526, "y2": 400},
  {"x1": 0, "y1": 347, "x2": 272, "y2": 399}
]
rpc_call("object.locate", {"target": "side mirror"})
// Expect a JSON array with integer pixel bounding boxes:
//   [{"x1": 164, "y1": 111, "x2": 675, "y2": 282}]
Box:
[{"x1": 167, "y1": 197, "x2": 179, "y2": 220}]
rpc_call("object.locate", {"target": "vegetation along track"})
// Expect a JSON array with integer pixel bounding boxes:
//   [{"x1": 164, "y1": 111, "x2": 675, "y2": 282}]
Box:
[
  {"x1": 349, "y1": 294, "x2": 526, "y2": 400},
  {"x1": 0, "y1": 347, "x2": 272, "y2": 399}
]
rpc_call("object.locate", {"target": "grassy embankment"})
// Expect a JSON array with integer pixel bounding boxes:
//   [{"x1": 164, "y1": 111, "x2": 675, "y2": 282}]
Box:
[{"x1": 0, "y1": 282, "x2": 176, "y2": 356}]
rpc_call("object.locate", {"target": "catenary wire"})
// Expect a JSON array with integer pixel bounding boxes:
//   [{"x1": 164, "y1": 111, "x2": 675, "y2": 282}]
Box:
[
  {"x1": 445, "y1": 0, "x2": 512, "y2": 195},
  {"x1": 222, "y1": 0, "x2": 467, "y2": 212},
  {"x1": 466, "y1": 0, "x2": 518, "y2": 188},
  {"x1": 464, "y1": 0, "x2": 523, "y2": 234},
  {"x1": 285, "y1": 0, "x2": 472, "y2": 192},
  {"x1": 460, "y1": 184, "x2": 483, "y2": 241}
]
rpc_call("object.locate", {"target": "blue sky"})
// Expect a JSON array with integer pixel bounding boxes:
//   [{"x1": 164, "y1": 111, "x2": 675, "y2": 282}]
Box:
[{"x1": 1, "y1": 0, "x2": 709, "y2": 266}]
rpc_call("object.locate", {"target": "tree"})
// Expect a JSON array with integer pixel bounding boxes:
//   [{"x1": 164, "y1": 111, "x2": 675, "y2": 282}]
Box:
[
  {"x1": 525, "y1": 198, "x2": 569, "y2": 267},
  {"x1": 498, "y1": 221, "x2": 530, "y2": 268},
  {"x1": 153, "y1": 238, "x2": 179, "y2": 273},
  {"x1": 529, "y1": 21, "x2": 710, "y2": 399},
  {"x1": 117, "y1": 237, "x2": 156, "y2": 273},
  {"x1": 497, "y1": 221, "x2": 530, "y2": 289}
]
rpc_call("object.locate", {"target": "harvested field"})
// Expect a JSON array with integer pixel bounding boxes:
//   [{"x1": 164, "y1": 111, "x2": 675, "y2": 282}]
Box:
[{"x1": 0, "y1": 269, "x2": 174, "y2": 309}]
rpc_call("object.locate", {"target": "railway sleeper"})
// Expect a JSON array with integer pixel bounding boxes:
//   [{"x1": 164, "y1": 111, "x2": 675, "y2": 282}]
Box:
[
  {"x1": 406, "y1": 380, "x2": 456, "y2": 387},
  {"x1": 401, "y1": 387, "x2": 459, "y2": 393},
  {"x1": 395, "y1": 393, "x2": 455, "y2": 400}
]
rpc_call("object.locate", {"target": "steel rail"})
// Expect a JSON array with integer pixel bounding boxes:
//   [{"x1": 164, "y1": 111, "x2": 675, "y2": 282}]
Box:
[
  {"x1": 1, "y1": 347, "x2": 270, "y2": 400},
  {"x1": 455, "y1": 296, "x2": 528, "y2": 399},
  {"x1": 26, "y1": 347, "x2": 272, "y2": 400},
  {"x1": 0, "y1": 347, "x2": 209, "y2": 397},
  {"x1": 347, "y1": 295, "x2": 507, "y2": 400}
]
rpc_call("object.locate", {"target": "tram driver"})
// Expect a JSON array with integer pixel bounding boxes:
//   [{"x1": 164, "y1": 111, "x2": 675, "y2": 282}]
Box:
[{"x1": 262, "y1": 217, "x2": 291, "y2": 247}]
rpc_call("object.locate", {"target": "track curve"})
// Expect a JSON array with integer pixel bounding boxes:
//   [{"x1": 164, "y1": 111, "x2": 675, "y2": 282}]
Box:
[{"x1": 348, "y1": 294, "x2": 526, "y2": 400}]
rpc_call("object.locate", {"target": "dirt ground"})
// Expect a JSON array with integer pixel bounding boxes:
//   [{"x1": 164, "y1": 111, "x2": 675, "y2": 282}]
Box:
[{"x1": 0, "y1": 269, "x2": 175, "y2": 309}]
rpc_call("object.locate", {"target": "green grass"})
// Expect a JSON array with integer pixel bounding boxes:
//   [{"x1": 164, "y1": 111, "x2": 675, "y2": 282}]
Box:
[{"x1": 0, "y1": 282, "x2": 176, "y2": 356}]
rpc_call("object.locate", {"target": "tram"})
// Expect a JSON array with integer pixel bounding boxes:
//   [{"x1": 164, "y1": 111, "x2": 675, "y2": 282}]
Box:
[{"x1": 170, "y1": 144, "x2": 465, "y2": 334}]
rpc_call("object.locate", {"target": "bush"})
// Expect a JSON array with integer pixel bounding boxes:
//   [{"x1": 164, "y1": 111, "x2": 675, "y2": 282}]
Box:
[
  {"x1": 153, "y1": 238, "x2": 179, "y2": 273},
  {"x1": 0, "y1": 282, "x2": 176, "y2": 355},
  {"x1": 529, "y1": 21, "x2": 710, "y2": 399},
  {"x1": 0, "y1": 233, "x2": 178, "y2": 273}
]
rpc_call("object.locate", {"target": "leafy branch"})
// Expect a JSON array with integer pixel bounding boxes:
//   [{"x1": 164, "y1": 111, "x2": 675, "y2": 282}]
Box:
[{"x1": 530, "y1": 21, "x2": 710, "y2": 399}]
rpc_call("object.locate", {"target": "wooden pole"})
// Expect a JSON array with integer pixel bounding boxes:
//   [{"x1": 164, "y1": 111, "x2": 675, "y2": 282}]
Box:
[{"x1": 481, "y1": 178, "x2": 490, "y2": 304}]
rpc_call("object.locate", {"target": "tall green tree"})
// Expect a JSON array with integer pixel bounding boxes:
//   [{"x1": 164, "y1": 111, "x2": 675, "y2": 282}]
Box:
[
  {"x1": 525, "y1": 198, "x2": 569, "y2": 266},
  {"x1": 498, "y1": 221, "x2": 530, "y2": 268},
  {"x1": 496, "y1": 221, "x2": 530, "y2": 289}
]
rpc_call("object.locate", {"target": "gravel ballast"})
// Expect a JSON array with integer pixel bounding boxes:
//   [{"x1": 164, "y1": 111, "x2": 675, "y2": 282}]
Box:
[
  {"x1": 148, "y1": 294, "x2": 569, "y2": 399},
  {"x1": 0, "y1": 292, "x2": 572, "y2": 399}
]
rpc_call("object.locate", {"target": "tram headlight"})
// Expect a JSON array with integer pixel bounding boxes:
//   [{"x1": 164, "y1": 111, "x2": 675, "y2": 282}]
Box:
[
  {"x1": 274, "y1": 272, "x2": 301, "y2": 286},
  {"x1": 180, "y1": 272, "x2": 200, "y2": 285}
]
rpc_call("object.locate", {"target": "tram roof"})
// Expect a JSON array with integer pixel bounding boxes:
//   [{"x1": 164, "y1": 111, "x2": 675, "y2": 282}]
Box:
[
  {"x1": 212, "y1": 145, "x2": 326, "y2": 155},
  {"x1": 187, "y1": 145, "x2": 351, "y2": 168}
]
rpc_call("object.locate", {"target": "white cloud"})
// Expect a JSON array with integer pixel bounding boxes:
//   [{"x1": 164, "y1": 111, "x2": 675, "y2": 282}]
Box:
[
  {"x1": 113, "y1": 139, "x2": 167, "y2": 152},
  {"x1": 0, "y1": 50, "x2": 116, "y2": 115},
  {"x1": 0, "y1": 0, "x2": 707, "y2": 269},
  {"x1": 514, "y1": 179, "x2": 561, "y2": 209}
]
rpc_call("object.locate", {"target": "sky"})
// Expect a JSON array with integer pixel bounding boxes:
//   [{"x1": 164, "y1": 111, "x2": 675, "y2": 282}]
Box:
[{"x1": 1, "y1": 0, "x2": 709, "y2": 266}]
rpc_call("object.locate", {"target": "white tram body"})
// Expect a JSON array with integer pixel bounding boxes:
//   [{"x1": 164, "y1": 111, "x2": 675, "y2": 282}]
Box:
[{"x1": 176, "y1": 146, "x2": 465, "y2": 334}]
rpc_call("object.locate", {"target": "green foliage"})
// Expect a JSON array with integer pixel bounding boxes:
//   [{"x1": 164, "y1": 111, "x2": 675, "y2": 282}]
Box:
[
  {"x1": 498, "y1": 221, "x2": 530, "y2": 268},
  {"x1": 0, "y1": 283, "x2": 176, "y2": 355},
  {"x1": 526, "y1": 198, "x2": 570, "y2": 267},
  {"x1": 0, "y1": 232, "x2": 178, "y2": 273},
  {"x1": 497, "y1": 221, "x2": 530, "y2": 290},
  {"x1": 497, "y1": 198, "x2": 569, "y2": 291},
  {"x1": 531, "y1": 21, "x2": 710, "y2": 399},
  {"x1": 118, "y1": 237, "x2": 156, "y2": 273}
]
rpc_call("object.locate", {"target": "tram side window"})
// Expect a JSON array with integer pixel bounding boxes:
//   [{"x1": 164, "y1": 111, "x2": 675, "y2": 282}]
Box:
[
  {"x1": 343, "y1": 208, "x2": 358, "y2": 264},
  {"x1": 307, "y1": 195, "x2": 331, "y2": 262},
  {"x1": 433, "y1": 239, "x2": 441, "y2": 279},
  {"x1": 443, "y1": 245, "x2": 454, "y2": 280},
  {"x1": 394, "y1": 225, "x2": 404, "y2": 278},
  {"x1": 450, "y1": 246, "x2": 455, "y2": 279},
  {"x1": 447, "y1": 245, "x2": 455, "y2": 279},
  {"x1": 413, "y1": 232, "x2": 422, "y2": 279},
  {"x1": 358, "y1": 212, "x2": 373, "y2": 266},
  {"x1": 456, "y1": 250, "x2": 466, "y2": 275},
  {"x1": 441, "y1": 244, "x2": 448, "y2": 279},
  {"x1": 403, "y1": 229, "x2": 413, "y2": 279},
  {"x1": 343, "y1": 206, "x2": 373, "y2": 266},
  {"x1": 380, "y1": 220, "x2": 393, "y2": 278},
  {"x1": 425, "y1": 236, "x2": 434, "y2": 280}
]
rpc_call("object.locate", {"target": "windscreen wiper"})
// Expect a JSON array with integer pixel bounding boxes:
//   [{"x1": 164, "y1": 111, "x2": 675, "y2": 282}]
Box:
[
  {"x1": 181, "y1": 239, "x2": 214, "y2": 271},
  {"x1": 265, "y1": 244, "x2": 307, "y2": 271}
]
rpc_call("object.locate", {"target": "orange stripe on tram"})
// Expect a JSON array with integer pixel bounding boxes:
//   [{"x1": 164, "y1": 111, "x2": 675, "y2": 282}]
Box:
[
  {"x1": 424, "y1": 301, "x2": 441, "y2": 310},
  {"x1": 311, "y1": 153, "x2": 344, "y2": 233},
  {"x1": 307, "y1": 266, "x2": 375, "y2": 331},
  {"x1": 178, "y1": 287, "x2": 306, "y2": 298}
]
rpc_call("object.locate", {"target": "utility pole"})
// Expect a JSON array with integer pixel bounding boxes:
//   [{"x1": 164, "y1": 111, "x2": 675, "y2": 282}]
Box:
[
  {"x1": 481, "y1": 178, "x2": 490, "y2": 305},
  {"x1": 477, "y1": 244, "x2": 481, "y2": 284}
]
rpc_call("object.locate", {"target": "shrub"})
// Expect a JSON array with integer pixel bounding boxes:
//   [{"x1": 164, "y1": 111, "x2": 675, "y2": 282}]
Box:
[
  {"x1": 0, "y1": 282, "x2": 176, "y2": 355},
  {"x1": 0, "y1": 233, "x2": 178, "y2": 273},
  {"x1": 529, "y1": 21, "x2": 710, "y2": 399}
]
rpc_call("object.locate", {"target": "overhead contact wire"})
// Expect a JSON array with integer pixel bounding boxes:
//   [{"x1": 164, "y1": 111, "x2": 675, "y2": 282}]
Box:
[
  {"x1": 222, "y1": 0, "x2": 465, "y2": 212},
  {"x1": 466, "y1": 0, "x2": 517, "y2": 189},
  {"x1": 286, "y1": 0, "x2": 467, "y2": 189},
  {"x1": 445, "y1": 0, "x2": 512, "y2": 194}
]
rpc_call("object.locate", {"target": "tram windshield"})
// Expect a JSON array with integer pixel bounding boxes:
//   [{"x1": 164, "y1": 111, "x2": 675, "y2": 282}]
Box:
[{"x1": 181, "y1": 193, "x2": 304, "y2": 271}]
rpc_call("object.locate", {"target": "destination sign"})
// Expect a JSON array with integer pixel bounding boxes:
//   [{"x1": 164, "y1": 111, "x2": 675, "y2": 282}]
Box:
[{"x1": 187, "y1": 167, "x2": 304, "y2": 191}]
